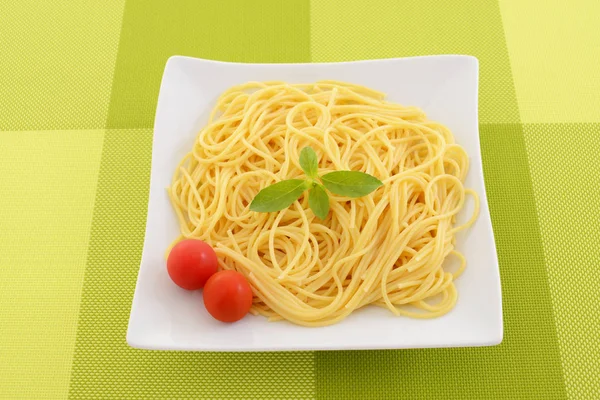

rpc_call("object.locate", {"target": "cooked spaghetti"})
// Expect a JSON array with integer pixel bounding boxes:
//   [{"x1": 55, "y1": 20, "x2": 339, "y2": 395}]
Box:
[{"x1": 168, "y1": 81, "x2": 478, "y2": 327}]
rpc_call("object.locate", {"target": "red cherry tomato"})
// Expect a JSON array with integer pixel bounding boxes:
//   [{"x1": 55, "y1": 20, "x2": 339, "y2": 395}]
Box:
[
  {"x1": 167, "y1": 239, "x2": 218, "y2": 290},
  {"x1": 203, "y1": 270, "x2": 253, "y2": 322}
]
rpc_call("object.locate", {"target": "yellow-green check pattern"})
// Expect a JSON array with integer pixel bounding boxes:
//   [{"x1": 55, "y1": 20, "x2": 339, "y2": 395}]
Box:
[{"x1": 0, "y1": 0, "x2": 598, "y2": 398}]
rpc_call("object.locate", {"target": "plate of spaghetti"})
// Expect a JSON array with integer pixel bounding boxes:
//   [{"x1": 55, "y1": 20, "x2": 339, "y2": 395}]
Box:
[{"x1": 127, "y1": 55, "x2": 502, "y2": 351}]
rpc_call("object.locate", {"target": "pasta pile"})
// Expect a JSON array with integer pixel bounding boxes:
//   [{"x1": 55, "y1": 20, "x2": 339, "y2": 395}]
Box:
[{"x1": 168, "y1": 81, "x2": 478, "y2": 326}]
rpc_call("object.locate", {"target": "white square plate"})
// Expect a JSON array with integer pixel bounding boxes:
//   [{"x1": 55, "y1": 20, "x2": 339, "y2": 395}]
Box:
[{"x1": 127, "y1": 55, "x2": 502, "y2": 351}]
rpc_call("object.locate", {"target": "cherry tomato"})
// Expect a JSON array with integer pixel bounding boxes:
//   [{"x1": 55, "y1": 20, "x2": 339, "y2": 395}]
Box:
[
  {"x1": 203, "y1": 270, "x2": 253, "y2": 322},
  {"x1": 167, "y1": 239, "x2": 218, "y2": 290}
]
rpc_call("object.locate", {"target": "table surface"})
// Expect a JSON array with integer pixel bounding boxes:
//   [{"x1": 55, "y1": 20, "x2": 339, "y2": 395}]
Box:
[{"x1": 1, "y1": 1, "x2": 599, "y2": 399}]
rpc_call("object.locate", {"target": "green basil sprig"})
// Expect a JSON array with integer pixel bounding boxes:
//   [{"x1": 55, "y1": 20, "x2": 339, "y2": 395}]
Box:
[{"x1": 249, "y1": 147, "x2": 383, "y2": 219}]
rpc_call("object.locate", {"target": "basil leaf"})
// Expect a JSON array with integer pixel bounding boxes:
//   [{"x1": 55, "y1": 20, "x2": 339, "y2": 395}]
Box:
[
  {"x1": 250, "y1": 179, "x2": 307, "y2": 212},
  {"x1": 308, "y1": 184, "x2": 330, "y2": 220},
  {"x1": 321, "y1": 171, "x2": 383, "y2": 198},
  {"x1": 299, "y1": 147, "x2": 318, "y2": 179}
]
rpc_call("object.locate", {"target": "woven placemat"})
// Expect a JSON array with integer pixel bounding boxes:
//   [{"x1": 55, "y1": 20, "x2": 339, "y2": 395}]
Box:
[{"x1": 2, "y1": 0, "x2": 599, "y2": 398}]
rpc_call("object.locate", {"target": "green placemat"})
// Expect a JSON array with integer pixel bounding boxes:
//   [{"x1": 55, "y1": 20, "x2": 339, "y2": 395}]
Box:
[{"x1": 1, "y1": 0, "x2": 599, "y2": 399}]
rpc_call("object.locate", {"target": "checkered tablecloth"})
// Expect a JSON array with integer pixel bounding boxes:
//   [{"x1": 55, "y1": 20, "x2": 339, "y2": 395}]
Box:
[{"x1": 1, "y1": 1, "x2": 599, "y2": 399}]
